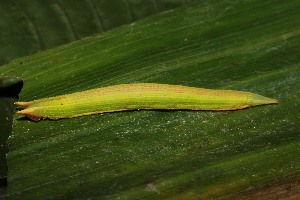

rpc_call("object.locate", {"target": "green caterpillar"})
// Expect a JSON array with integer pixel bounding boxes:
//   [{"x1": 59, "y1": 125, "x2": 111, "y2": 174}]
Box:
[{"x1": 16, "y1": 83, "x2": 278, "y2": 121}]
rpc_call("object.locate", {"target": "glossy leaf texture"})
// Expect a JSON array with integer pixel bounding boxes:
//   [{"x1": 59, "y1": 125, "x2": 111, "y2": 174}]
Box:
[
  {"x1": 0, "y1": 0, "x2": 300, "y2": 199},
  {"x1": 0, "y1": 0, "x2": 195, "y2": 66}
]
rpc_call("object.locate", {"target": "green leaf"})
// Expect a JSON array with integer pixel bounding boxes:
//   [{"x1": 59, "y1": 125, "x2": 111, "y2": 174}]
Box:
[
  {"x1": 1, "y1": 0, "x2": 300, "y2": 199},
  {"x1": 0, "y1": 0, "x2": 194, "y2": 66}
]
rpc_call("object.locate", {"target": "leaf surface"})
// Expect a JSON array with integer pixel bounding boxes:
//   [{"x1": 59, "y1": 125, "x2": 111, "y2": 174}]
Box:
[
  {"x1": 0, "y1": 0, "x2": 194, "y2": 66},
  {"x1": 0, "y1": 0, "x2": 299, "y2": 199}
]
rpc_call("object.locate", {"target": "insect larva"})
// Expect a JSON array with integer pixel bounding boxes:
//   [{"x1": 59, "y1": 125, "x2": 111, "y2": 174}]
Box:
[{"x1": 16, "y1": 83, "x2": 278, "y2": 121}]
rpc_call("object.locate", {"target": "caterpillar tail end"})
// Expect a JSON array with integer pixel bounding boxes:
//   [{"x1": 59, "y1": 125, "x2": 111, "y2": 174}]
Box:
[
  {"x1": 248, "y1": 94, "x2": 278, "y2": 106},
  {"x1": 16, "y1": 108, "x2": 42, "y2": 121},
  {"x1": 15, "y1": 101, "x2": 32, "y2": 108}
]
